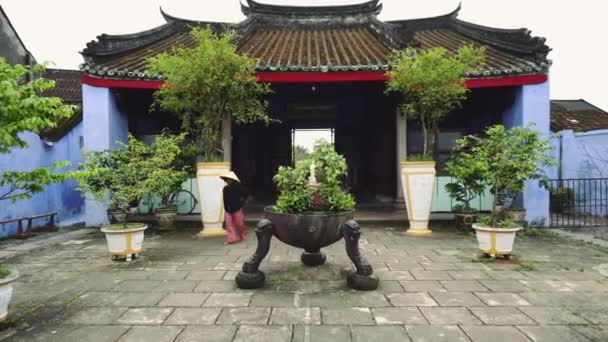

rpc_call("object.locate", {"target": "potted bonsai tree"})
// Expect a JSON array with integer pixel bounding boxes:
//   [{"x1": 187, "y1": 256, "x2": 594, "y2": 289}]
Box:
[
  {"x1": 141, "y1": 133, "x2": 189, "y2": 230},
  {"x1": 79, "y1": 134, "x2": 161, "y2": 261},
  {"x1": 386, "y1": 46, "x2": 485, "y2": 235},
  {"x1": 148, "y1": 27, "x2": 272, "y2": 238},
  {"x1": 235, "y1": 141, "x2": 379, "y2": 291},
  {"x1": 455, "y1": 125, "x2": 554, "y2": 258},
  {"x1": 445, "y1": 144, "x2": 486, "y2": 230}
]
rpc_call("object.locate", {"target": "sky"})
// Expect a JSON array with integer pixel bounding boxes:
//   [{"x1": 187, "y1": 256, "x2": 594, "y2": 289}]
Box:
[{"x1": 1, "y1": 0, "x2": 606, "y2": 110}]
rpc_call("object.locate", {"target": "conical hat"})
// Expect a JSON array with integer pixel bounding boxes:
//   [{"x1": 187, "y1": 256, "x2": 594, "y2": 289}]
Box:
[{"x1": 220, "y1": 171, "x2": 240, "y2": 183}]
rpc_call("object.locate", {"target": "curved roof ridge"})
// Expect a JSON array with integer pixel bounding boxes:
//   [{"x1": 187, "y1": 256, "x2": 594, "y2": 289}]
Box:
[
  {"x1": 160, "y1": 6, "x2": 234, "y2": 27},
  {"x1": 242, "y1": 0, "x2": 382, "y2": 17},
  {"x1": 387, "y1": 3, "x2": 460, "y2": 26}
]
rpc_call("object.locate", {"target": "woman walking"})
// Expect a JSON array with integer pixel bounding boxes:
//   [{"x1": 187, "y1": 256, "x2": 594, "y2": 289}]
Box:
[{"x1": 220, "y1": 171, "x2": 248, "y2": 245}]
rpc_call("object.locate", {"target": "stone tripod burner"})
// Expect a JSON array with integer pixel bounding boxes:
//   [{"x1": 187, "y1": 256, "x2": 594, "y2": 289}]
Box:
[{"x1": 235, "y1": 208, "x2": 379, "y2": 291}]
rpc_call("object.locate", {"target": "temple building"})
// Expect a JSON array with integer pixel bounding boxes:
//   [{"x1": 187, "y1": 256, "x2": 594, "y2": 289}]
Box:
[{"x1": 80, "y1": 0, "x2": 552, "y2": 226}]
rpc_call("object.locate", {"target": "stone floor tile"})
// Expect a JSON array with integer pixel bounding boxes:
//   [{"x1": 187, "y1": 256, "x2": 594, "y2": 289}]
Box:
[
  {"x1": 420, "y1": 262, "x2": 459, "y2": 271},
  {"x1": 400, "y1": 280, "x2": 445, "y2": 292},
  {"x1": 222, "y1": 271, "x2": 239, "y2": 280},
  {"x1": 420, "y1": 307, "x2": 481, "y2": 325},
  {"x1": 186, "y1": 271, "x2": 226, "y2": 281},
  {"x1": 322, "y1": 307, "x2": 375, "y2": 325},
  {"x1": 564, "y1": 280, "x2": 608, "y2": 292},
  {"x1": 571, "y1": 325, "x2": 608, "y2": 341},
  {"x1": 345, "y1": 291, "x2": 391, "y2": 307},
  {"x1": 518, "y1": 325, "x2": 591, "y2": 342},
  {"x1": 117, "y1": 326, "x2": 183, "y2": 342},
  {"x1": 269, "y1": 307, "x2": 321, "y2": 325},
  {"x1": 430, "y1": 292, "x2": 485, "y2": 306},
  {"x1": 375, "y1": 270, "x2": 415, "y2": 281},
  {"x1": 385, "y1": 262, "x2": 423, "y2": 271},
  {"x1": 351, "y1": 325, "x2": 409, "y2": 342},
  {"x1": 292, "y1": 325, "x2": 350, "y2": 342},
  {"x1": 456, "y1": 262, "x2": 492, "y2": 271},
  {"x1": 66, "y1": 307, "x2": 129, "y2": 325},
  {"x1": 153, "y1": 280, "x2": 199, "y2": 292},
  {"x1": 72, "y1": 291, "x2": 123, "y2": 306},
  {"x1": 440, "y1": 280, "x2": 488, "y2": 292},
  {"x1": 572, "y1": 307, "x2": 608, "y2": 324},
  {"x1": 485, "y1": 271, "x2": 531, "y2": 280},
  {"x1": 475, "y1": 292, "x2": 531, "y2": 306},
  {"x1": 175, "y1": 326, "x2": 237, "y2": 342},
  {"x1": 411, "y1": 270, "x2": 453, "y2": 281},
  {"x1": 386, "y1": 292, "x2": 438, "y2": 306},
  {"x1": 115, "y1": 307, "x2": 174, "y2": 325},
  {"x1": 164, "y1": 307, "x2": 222, "y2": 325},
  {"x1": 372, "y1": 307, "x2": 428, "y2": 325},
  {"x1": 376, "y1": 280, "x2": 405, "y2": 292},
  {"x1": 62, "y1": 325, "x2": 130, "y2": 342},
  {"x1": 114, "y1": 280, "x2": 162, "y2": 292},
  {"x1": 405, "y1": 325, "x2": 470, "y2": 342},
  {"x1": 250, "y1": 292, "x2": 295, "y2": 307},
  {"x1": 216, "y1": 307, "x2": 271, "y2": 325},
  {"x1": 480, "y1": 280, "x2": 528, "y2": 292},
  {"x1": 232, "y1": 325, "x2": 291, "y2": 342},
  {"x1": 157, "y1": 292, "x2": 210, "y2": 307},
  {"x1": 111, "y1": 292, "x2": 165, "y2": 307},
  {"x1": 518, "y1": 306, "x2": 589, "y2": 324},
  {"x1": 448, "y1": 271, "x2": 490, "y2": 280},
  {"x1": 203, "y1": 292, "x2": 252, "y2": 307},
  {"x1": 147, "y1": 271, "x2": 190, "y2": 280},
  {"x1": 519, "y1": 280, "x2": 572, "y2": 292},
  {"x1": 194, "y1": 280, "x2": 238, "y2": 292},
  {"x1": 469, "y1": 307, "x2": 535, "y2": 325},
  {"x1": 460, "y1": 326, "x2": 530, "y2": 342},
  {"x1": 299, "y1": 293, "x2": 354, "y2": 308}
]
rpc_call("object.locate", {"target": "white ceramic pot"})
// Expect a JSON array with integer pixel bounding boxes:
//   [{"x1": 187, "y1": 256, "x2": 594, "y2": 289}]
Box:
[
  {"x1": 0, "y1": 271, "x2": 18, "y2": 321},
  {"x1": 196, "y1": 162, "x2": 230, "y2": 238},
  {"x1": 155, "y1": 207, "x2": 177, "y2": 230},
  {"x1": 472, "y1": 224, "x2": 522, "y2": 257},
  {"x1": 400, "y1": 161, "x2": 436, "y2": 235},
  {"x1": 101, "y1": 224, "x2": 147, "y2": 262}
]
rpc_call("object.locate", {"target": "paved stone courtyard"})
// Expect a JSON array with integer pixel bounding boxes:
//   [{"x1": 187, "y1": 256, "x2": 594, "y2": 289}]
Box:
[{"x1": 2, "y1": 225, "x2": 608, "y2": 341}]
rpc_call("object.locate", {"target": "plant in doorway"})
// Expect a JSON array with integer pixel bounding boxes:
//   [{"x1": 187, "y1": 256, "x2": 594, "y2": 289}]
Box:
[
  {"x1": 452, "y1": 124, "x2": 555, "y2": 258},
  {"x1": 386, "y1": 46, "x2": 485, "y2": 235},
  {"x1": 445, "y1": 143, "x2": 486, "y2": 230},
  {"x1": 148, "y1": 27, "x2": 273, "y2": 237},
  {"x1": 235, "y1": 141, "x2": 378, "y2": 291}
]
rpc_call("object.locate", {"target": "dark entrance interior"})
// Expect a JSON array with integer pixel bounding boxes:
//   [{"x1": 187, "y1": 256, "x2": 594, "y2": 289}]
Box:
[{"x1": 232, "y1": 82, "x2": 398, "y2": 207}]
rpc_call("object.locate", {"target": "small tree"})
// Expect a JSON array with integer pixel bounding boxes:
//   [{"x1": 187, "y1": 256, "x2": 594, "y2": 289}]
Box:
[
  {"x1": 386, "y1": 46, "x2": 485, "y2": 159},
  {"x1": 148, "y1": 27, "x2": 272, "y2": 161},
  {"x1": 455, "y1": 125, "x2": 555, "y2": 227},
  {"x1": 445, "y1": 147, "x2": 486, "y2": 212},
  {"x1": 0, "y1": 59, "x2": 78, "y2": 202},
  {"x1": 78, "y1": 133, "x2": 188, "y2": 224}
]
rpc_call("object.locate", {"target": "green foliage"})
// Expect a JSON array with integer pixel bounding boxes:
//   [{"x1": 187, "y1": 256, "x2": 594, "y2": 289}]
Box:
[
  {"x1": 274, "y1": 141, "x2": 355, "y2": 213},
  {"x1": 0, "y1": 264, "x2": 11, "y2": 279},
  {"x1": 0, "y1": 58, "x2": 78, "y2": 202},
  {"x1": 445, "y1": 142, "x2": 486, "y2": 212},
  {"x1": 103, "y1": 223, "x2": 146, "y2": 231},
  {"x1": 387, "y1": 46, "x2": 485, "y2": 158},
  {"x1": 457, "y1": 125, "x2": 555, "y2": 227},
  {"x1": 148, "y1": 27, "x2": 272, "y2": 161},
  {"x1": 292, "y1": 145, "x2": 310, "y2": 163},
  {"x1": 78, "y1": 133, "x2": 188, "y2": 218},
  {"x1": 478, "y1": 216, "x2": 518, "y2": 229}
]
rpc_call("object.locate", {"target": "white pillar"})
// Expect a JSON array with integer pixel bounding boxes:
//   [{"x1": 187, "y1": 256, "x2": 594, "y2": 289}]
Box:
[
  {"x1": 82, "y1": 85, "x2": 128, "y2": 227},
  {"x1": 395, "y1": 107, "x2": 407, "y2": 207}
]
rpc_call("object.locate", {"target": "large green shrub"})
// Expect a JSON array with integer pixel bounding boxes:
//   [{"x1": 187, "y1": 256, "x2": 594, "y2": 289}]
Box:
[{"x1": 274, "y1": 141, "x2": 355, "y2": 213}]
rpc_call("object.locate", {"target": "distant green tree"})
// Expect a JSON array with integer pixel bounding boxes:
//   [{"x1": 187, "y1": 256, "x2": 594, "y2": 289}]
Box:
[
  {"x1": 293, "y1": 145, "x2": 310, "y2": 163},
  {"x1": 0, "y1": 59, "x2": 78, "y2": 202},
  {"x1": 386, "y1": 46, "x2": 485, "y2": 160},
  {"x1": 148, "y1": 27, "x2": 272, "y2": 161}
]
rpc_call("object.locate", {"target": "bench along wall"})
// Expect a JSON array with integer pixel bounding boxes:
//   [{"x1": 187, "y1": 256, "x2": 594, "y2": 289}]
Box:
[{"x1": 0, "y1": 124, "x2": 85, "y2": 237}]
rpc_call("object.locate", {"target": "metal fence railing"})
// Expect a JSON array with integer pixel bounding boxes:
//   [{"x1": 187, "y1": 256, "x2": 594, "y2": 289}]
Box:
[{"x1": 549, "y1": 178, "x2": 608, "y2": 228}]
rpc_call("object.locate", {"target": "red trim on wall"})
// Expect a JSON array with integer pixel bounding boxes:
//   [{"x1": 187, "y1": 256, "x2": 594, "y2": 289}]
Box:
[
  {"x1": 81, "y1": 73, "x2": 548, "y2": 90},
  {"x1": 464, "y1": 74, "x2": 548, "y2": 88},
  {"x1": 81, "y1": 75, "x2": 163, "y2": 89}
]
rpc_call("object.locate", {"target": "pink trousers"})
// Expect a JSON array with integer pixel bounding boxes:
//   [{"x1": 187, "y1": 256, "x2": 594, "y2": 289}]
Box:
[{"x1": 224, "y1": 209, "x2": 247, "y2": 243}]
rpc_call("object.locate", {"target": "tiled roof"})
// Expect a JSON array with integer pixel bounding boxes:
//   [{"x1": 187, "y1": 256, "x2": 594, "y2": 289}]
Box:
[
  {"x1": 81, "y1": 1, "x2": 550, "y2": 81},
  {"x1": 40, "y1": 69, "x2": 82, "y2": 142},
  {"x1": 551, "y1": 100, "x2": 608, "y2": 133}
]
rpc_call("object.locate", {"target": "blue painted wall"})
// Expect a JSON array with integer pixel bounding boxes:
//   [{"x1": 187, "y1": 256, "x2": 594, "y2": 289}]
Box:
[
  {"x1": 0, "y1": 123, "x2": 84, "y2": 237},
  {"x1": 82, "y1": 85, "x2": 128, "y2": 227},
  {"x1": 503, "y1": 81, "x2": 551, "y2": 225}
]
